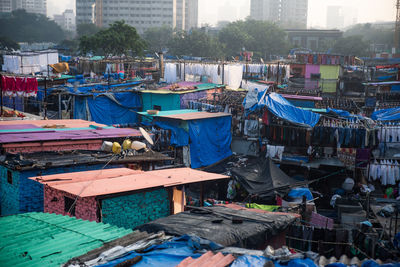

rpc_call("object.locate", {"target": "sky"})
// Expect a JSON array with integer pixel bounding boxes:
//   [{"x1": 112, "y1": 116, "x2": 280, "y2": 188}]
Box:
[{"x1": 48, "y1": 0, "x2": 396, "y2": 28}]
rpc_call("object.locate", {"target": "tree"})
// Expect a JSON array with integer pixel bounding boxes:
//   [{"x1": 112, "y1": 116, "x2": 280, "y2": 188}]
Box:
[
  {"x1": 79, "y1": 21, "x2": 146, "y2": 57},
  {"x1": 143, "y1": 26, "x2": 174, "y2": 53},
  {"x1": 0, "y1": 36, "x2": 20, "y2": 51},
  {"x1": 0, "y1": 9, "x2": 65, "y2": 43},
  {"x1": 77, "y1": 23, "x2": 101, "y2": 38},
  {"x1": 219, "y1": 19, "x2": 289, "y2": 59},
  {"x1": 168, "y1": 29, "x2": 225, "y2": 59},
  {"x1": 344, "y1": 23, "x2": 393, "y2": 53},
  {"x1": 332, "y1": 35, "x2": 370, "y2": 56}
]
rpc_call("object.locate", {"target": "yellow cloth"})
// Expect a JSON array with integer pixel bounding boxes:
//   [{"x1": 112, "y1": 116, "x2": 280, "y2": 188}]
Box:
[{"x1": 50, "y1": 62, "x2": 70, "y2": 73}]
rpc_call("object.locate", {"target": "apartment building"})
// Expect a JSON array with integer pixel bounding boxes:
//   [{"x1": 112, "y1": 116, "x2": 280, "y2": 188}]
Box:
[
  {"x1": 76, "y1": 0, "x2": 198, "y2": 33},
  {"x1": 250, "y1": 0, "x2": 308, "y2": 29}
]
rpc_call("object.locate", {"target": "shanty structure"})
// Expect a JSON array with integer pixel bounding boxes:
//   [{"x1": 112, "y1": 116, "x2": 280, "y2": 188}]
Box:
[
  {"x1": 0, "y1": 150, "x2": 171, "y2": 216},
  {"x1": 0, "y1": 119, "x2": 142, "y2": 154},
  {"x1": 140, "y1": 82, "x2": 225, "y2": 111},
  {"x1": 32, "y1": 168, "x2": 229, "y2": 229},
  {"x1": 139, "y1": 110, "x2": 232, "y2": 168}
]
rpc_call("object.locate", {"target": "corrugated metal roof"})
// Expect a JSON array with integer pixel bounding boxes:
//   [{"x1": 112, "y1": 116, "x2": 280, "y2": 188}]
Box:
[
  {"x1": 0, "y1": 119, "x2": 105, "y2": 128},
  {"x1": 32, "y1": 168, "x2": 230, "y2": 197},
  {"x1": 139, "y1": 110, "x2": 231, "y2": 121},
  {"x1": 0, "y1": 212, "x2": 132, "y2": 267},
  {"x1": 177, "y1": 251, "x2": 235, "y2": 267}
]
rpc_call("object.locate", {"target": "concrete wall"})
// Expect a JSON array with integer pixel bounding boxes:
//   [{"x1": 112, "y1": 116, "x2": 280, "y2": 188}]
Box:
[
  {"x1": 101, "y1": 188, "x2": 170, "y2": 229},
  {"x1": 44, "y1": 186, "x2": 99, "y2": 222}
]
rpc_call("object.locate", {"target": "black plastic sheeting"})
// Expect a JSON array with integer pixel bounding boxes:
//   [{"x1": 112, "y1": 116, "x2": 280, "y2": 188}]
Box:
[
  {"x1": 231, "y1": 158, "x2": 303, "y2": 202},
  {"x1": 136, "y1": 206, "x2": 297, "y2": 249}
]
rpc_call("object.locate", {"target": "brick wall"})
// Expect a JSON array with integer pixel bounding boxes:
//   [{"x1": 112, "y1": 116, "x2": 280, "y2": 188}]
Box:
[
  {"x1": 101, "y1": 188, "x2": 170, "y2": 229},
  {"x1": 0, "y1": 166, "x2": 20, "y2": 216},
  {"x1": 44, "y1": 185, "x2": 99, "y2": 222}
]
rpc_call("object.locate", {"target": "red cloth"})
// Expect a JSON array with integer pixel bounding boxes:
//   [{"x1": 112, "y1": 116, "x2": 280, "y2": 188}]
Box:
[{"x1": 1, "y1": 76, "x2": 37, "y2": 96}]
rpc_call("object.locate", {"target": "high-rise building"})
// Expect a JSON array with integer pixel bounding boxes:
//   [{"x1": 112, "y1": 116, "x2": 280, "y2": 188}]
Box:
[
  {"x1": 54, "y1": 9, "x2": 76, "y2": 32},
  {"x1": 13, "y1": 0, "x2": 46, "y2": 16},
  {"x1": 326, "y1": 6, "x2": 344, "y2": 29},
  {"x1": 76, "y1": 0, "x2": 198, "y2": 34},
  {"x1": 250, "y1": 0, "x2": 308, "y2": 29},
  {"x1": 0, "y1": 0, "x2": 13, "y2": 13},
  {"x1": 1, "y1": 0, "x2": 46, "y2": 15}
]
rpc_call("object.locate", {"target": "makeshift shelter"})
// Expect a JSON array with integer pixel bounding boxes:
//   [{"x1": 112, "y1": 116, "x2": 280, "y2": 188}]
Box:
[
  {"x1": 0, "y1": 150, "x2": 170, "y2": 216},
  {"x1": 137, "y1": 205, "x2": 297, "y2": 249},
  {"x1": 0, "y1": 212, "x2": 132, "y2": 267},
  {"x1": 139, "y1": 110, "x2": 233, "y2": 168},
  {"x1": 140, "y1": 82, "x2": 225, "y2": 112},
  {"x1": 244, "y1": 92, "x2": 321, "y2": 127},
  {"x1": 231, "y1": 158, "x2": 303, "y2": 202},
  {"x1": 0, "y1": 119, "x2": 142, "y2": 154},
  {"x1": 32, "y1": 168, "x2": 229, "y2": 229}
]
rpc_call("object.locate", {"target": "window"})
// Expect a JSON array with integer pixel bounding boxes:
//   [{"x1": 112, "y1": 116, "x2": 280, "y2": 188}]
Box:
[
  {"x1": 7, "y1": 170, "x2": 12, "y2": 184},
  {"x1": 64, "y1": 196, "x2": 76, "y2": 216}
]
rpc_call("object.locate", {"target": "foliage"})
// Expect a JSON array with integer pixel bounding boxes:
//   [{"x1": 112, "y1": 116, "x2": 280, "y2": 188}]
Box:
[
  {"x1": 332, "y1": 35, "x2": 370, "y2": 56},
  {"x1": 79, "y1": 21, "x2": 146, "y2": 57},
  {"x1": 77, "y1": 23, "x2": 101, "y2": 38},
  {"x1": 143, "y1": 26, "x2": 174, "y2": 53},
  {"x1": 0, "y1": 36, "x2": 20, "y2": 51},
  {"x1": 219, "y1": 19, "x2": 289, "y2": 59},
  {"x1": 0, "y1": 9, "x2": 65, "y2": 43},
  {"x1": 168, "y1": 29, "x2": 224, "y2": 59},
  {"x1": 58, "y1": 39, "x2": 79, "y2": 55}
]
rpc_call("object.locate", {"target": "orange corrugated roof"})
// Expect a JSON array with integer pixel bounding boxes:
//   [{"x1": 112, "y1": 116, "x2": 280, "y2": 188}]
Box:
[
  {"x1": 0, "y1": 119, "x2": 106, "y2": 128},
  {"x1": 158, "y1": 112, "x2": 231, "y2": 121},
  {"x1": 32, "y1": 168, "x2": 144, "y2": 185},
  {"x1": 32, "y1": 168, "x2": 229, "y2": 197}
]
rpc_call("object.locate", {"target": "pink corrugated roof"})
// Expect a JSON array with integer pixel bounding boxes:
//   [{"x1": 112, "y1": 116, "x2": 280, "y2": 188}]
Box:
[
  {"x1": 0, "y1": 119, "x2": 106, "y2": 128},
  {"x1": 158, "y1": 112, "x2": 231, "y2": 121},
  {"x1": 32, "y1": 168, "x2": 229, "y2": 197},
  {"x1": 177, "y1": 251, "x2": 235, "y2": 267}
]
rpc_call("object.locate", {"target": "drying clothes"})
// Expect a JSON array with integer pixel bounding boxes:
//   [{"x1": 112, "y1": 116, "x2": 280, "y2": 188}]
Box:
[
  {"x1": 224, "y1": 64, "x2": 243, "y2": 89},
  {"x1": 164, "y1": 63, "x2": 178, "y2": 83},
  {"x1": 1, "y1": 76, "x2": 38, "y2": 97},
  {"x1": 266, "y1": 145, "x2": 284, "y2": 161},
  {"x1": 369, "y1": 159, "x2": 400, "y2": 185}
]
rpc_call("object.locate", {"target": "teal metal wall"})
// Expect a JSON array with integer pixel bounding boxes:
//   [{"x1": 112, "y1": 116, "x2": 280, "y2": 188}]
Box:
[{"x1": 101, "y1": 188, "x2": 170, "y2": 229}]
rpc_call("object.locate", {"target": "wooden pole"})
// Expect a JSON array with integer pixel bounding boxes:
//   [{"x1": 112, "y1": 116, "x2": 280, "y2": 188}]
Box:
[{"x1": 0, "y1": 74, "x2": 3, "y2": 116}]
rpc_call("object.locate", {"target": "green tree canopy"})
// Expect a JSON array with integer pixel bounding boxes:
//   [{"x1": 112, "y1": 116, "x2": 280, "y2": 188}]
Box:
[
  {"x1": 77, "y1": 23, "x2": 101, "y2": 38},
  {"x1": 0, "y1": 9, "x2": 65, "y2": 43},
  {"x1": 143, "y1": 26, "x2": 174, "y2": 53},
  {"x1": 332, "y1": 35, "x2": 370, "y2": 56},
  {"x1": 0, "y1": 36, "x2": 20, "y2": 51},
  {"x1": 79, "y1": 21, "x2": 146, "y2": 57},
  {"x1": 168, "y1": 29, "x2": 224, "y2": 59},
  {"x1": 219, "y1": 19, "x2": 289, "y2": 59}
]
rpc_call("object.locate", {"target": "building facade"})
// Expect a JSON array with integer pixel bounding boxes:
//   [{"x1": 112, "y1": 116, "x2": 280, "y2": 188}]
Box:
[
  {"x1": 54, "y1": 9, "x2": 76, "y2": 32},
  {"x1": 250, "y1": 0, "x2": 308, "y2": 29},
  {"x1": 75, "y1": 0, "x2": 198, "y2": 33},
  {"x1": 14, "y1": 0, "x2": 46, "y2": 15},
  {"x1": 0, "y1": 0, "x2": 12, "y2": 13},
  {"x1": 286, "y1": 29, "x2": 343, "y2": 51}
]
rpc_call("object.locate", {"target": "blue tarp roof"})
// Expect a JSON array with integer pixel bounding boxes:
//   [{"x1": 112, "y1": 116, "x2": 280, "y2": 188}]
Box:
[
  {"x1": 371, "y1": 107, "x2": 400, "y2": 121},
  {"x1": 245, "y1": 92, "x2": 321, "y2": 127}
]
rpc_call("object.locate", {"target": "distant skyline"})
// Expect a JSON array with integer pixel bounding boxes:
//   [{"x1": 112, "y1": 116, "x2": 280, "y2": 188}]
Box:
[{"x1": 48, "y1": 0, "x2": 396, "y2": 29}]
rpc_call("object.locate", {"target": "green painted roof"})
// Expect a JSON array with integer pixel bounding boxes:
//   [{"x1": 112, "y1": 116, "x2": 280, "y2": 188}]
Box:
[
  {"x1": 138, "y1": 109, "x2": 198, "y2": 117},
  {"x1": 0, "y1": 212, "x2": 132, "y2": 267}
]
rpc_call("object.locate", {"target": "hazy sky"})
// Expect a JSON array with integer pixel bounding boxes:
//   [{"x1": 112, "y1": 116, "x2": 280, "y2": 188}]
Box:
[{"x1": 48, "y1": 0, "x2": 396, "y2": 28}]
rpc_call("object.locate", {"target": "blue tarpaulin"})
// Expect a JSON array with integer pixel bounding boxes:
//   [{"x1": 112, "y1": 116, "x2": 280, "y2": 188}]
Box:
[
  {"x1": 97, "y1": 235, "x2": 222, "y2": 267},
  {"x1": 155, "y1": 121, "x2": 189, "y2": 147},
  {"x1": 371, "y1": 107, "x2": 400, "y2": 121},
  {"x1": 231, "y1": 255, "x2": 318, "y2": 267},
  {"x1": 188, "y1": 116, "x2": 232, "y2": 168},
  {"x1": 74, "y1": 92, "x2": 142, "y2": 125},
  {"x1": 244, "y1": 92, "x2": 320, "y2": 127}
]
